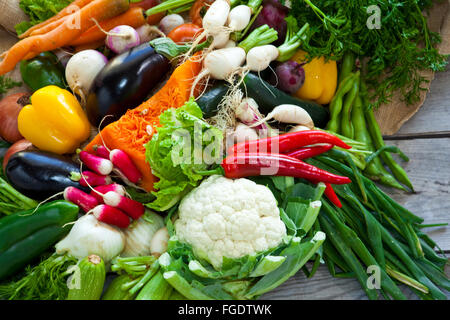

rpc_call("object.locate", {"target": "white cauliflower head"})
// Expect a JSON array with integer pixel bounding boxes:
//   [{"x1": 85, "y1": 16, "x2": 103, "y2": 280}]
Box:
[{"x1": 174, "y1": 175, "x2": 286, "y2": 269}]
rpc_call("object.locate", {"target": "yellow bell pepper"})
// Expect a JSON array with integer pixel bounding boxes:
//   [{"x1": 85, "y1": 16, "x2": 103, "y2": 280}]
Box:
[
  {"x1": 18, "y1": 86, "x2": 91, "y2": 155},
  {"x1": 291, "y1": 50, "x2": 338, "y2": 105}
]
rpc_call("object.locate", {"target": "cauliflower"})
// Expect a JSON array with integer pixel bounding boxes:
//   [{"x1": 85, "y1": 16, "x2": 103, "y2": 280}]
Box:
[{"x1": 174, "y1": 175, "x2": 287, "y2": 269}]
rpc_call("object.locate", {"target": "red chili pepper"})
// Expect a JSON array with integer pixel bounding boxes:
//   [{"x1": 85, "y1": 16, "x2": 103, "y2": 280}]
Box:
[
  {"x1": 221, "y1": 153, "x2": 352, "y2": 185},
  {"x1": 228, "y1": 130, "x2": 351, "y2": 156},
  {"x1": 286, "y1": 144, "x2": 334, "y2": 160},
  {"x1": 324, "y1": 183, "x2": 342, "y2": 208}
]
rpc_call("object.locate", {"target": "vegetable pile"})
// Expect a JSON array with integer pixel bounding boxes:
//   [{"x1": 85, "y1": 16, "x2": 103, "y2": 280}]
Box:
[{"x1": 0, "y1": 0, "x2": 448, "y2": 301}]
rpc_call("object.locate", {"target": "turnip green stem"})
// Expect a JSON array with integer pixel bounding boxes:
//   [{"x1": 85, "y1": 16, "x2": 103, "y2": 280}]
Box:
[
  {"x1": 247, "y1": 0, "x2": 263, "y2": 12},
  {"x1": 277, "y1": 23, "x2": 310, "y2": 62},
  {"x1": 238, "y1": 25, "x2": 278, "y2": 53}
]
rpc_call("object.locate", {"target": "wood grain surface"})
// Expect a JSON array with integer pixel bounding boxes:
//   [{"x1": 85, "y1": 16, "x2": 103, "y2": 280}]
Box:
[{"x1": 266, "y1": 63, "x2": 450, "y2": 300}]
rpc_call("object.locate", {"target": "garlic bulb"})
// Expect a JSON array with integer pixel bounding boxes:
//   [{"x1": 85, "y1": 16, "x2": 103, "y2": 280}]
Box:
[
  {"x1": 122, "y1": 210, "x2": 165, "y2": 257},
  {"x1": 55, "y1": 214, "x2": 125, "y2": 263}
]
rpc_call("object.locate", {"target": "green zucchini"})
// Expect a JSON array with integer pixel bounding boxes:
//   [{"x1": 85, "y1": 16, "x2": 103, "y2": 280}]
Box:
[
  {"x1": 197, "y1": 74, "x2": 329, "y2": 128},
  {"x1": 135, "y1": 271, "x2": 173, "y2": 300},
  {"x1": 102, "y1": 275, "x2": 137, "y2": 300},
  {"x1": 197, "y1": 82, "x2": 230, "y2": 118},
  {"x1": 67, "y1": 255, "x2": 106, "y2": 300},
  {"x1": 242, "y1": 73, "x2": 330, "y2": 128}
]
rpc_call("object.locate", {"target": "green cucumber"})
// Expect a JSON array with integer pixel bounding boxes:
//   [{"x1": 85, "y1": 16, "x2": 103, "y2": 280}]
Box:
[
  {"x1": 242, "y1": 73, "x2": 330, "y2": 128},
  {"x1": 197, "y1": 82, "x2": 230, "y2": 118},
  {"x1": 135, "y1": 271, "x2": 173, "y2": 300},
  {"x1": 67, "y1": 255, "x2": 106, "y2": 300}
]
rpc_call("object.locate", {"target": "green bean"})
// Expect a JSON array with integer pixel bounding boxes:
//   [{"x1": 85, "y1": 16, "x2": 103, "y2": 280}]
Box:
[
  {"x1": 338, "y1": 52, "x2": 355, "y2": 84},
  {"x1": 323, "y1": 240, "x2": 352, "y2": 274},
  {"x1": 351, "y1": 94, "x2": 406, "y2": 190},
  {"x1": 340, "y1": 71, "x2": 360, "y2": 139},
  {"x1": 313, "y1": 155, "x2": 423, "y2": 223},
  {"x1": 364, "y1": 105, "x2": 414, "y2": 192},
  {"x1": 415, "y1": 259, "x2": 450, "y2": 291},
  {"x1": 335, "y1": 189, "x2": 386, "y2": 269},
  {"x1": 376, "y1": 221, "x2": 447, "y2": 300},
  {"x1": 366, "y1": 183, "x2": 423, "y2": 259},
  {"x1": 385, "y1": 264, "x2": 429, "y2": 294},
  {"x1": 327, "y1": 73, "x2": 356, "y2": 133},
  {"x1": 322, "y1": 202, "x2": 405, "y2": 299},
  {"x1": 319, "y1": 214, "x2": 379, "y2": 300}
]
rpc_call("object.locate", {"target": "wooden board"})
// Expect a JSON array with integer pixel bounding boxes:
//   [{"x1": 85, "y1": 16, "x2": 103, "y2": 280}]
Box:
[
  {"x1": 391, "y1": 64, "x2": 450, "y2": 136},
  {"x1": 266, "y1": 64, "x2": 450, "y2": 300},
  {"x1": 263, "y1": 264, "x2": 450, "y2": 300}
]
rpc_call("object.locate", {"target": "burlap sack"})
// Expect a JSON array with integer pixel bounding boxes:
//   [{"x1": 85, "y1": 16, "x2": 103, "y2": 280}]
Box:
[
  {"x1": 0, "y1": 0, "x2": 449, "y2": 135},
  {"x1": 373, "y1": 0, "x2": 450, "y2": 135}
]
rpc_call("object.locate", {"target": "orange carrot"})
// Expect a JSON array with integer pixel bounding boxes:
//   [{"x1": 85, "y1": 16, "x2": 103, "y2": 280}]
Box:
[
  {"x1": 147, "y1": 11, "x2": 166, "y2": 26},
  {"x1": 27, "y1": 17, "x2": 69, "y2": 38},
  {"x1": 19, "y1": 0, "x2": 94, "y2": 39},
  {"x1": 0, "y1": 0, "x2": 129, "y2": 75},
  {"x1": 70, "y1": 7, "x2": 146, "y2": 46},
  {"x1": 84, "y1": 55, "x2": 203, "y2": 192}
]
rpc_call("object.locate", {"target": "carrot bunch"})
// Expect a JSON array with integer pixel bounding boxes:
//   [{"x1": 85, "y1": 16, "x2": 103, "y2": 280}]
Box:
[{"x1": 0, "y1": 0, "x2": 130, "y2": 76}]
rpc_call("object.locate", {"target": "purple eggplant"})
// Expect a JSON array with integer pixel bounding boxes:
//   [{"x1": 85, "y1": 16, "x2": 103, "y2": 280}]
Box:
[
  {"x1": 5, "y1": 151, "x2": 89, "y2": 200},
  {"x1": 86, "y1": 42, "x2": 170, "y2": 126}
]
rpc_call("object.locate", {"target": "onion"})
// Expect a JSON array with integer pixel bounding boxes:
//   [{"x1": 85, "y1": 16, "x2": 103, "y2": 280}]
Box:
[
  {"x1": 55, "y1": 214, "x2": 125, "y2": 263},
  {"x1": 0, "y1": 93, "x2": 29, "y2": 143},
  {"x1": 106, "y1": 25, "x2": 141, "y2": 54},
  {"x1": 159, "y1": 14, "x2": 184, "y2": 35},
  {"x1": 122, "y1": 210, "x2": 165, "y2": 257},
  {"x1": 136, "y1": 24, "x2": 160, "y2": 43},
  {"x1": 2, "y1": 139, "x2": 33, "y2": 172}
]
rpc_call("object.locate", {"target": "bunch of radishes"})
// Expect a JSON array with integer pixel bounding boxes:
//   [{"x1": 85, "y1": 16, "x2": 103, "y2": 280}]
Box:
[
  {"x1": 190, "y1": 0, "x2": 300, "y2": 97},
  {"x1": 64, "y1": 146, "x2": 145, "y2": 230}
]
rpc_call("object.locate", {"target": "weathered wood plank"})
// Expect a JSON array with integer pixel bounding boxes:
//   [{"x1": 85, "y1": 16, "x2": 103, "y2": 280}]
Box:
[
  {"x1": 266, "y1": 137, "x2": 450, "y2": 300},
  {"x1": 393, "y1": 64, "x2": 450, "y2": 136},
  {"x1": 379, "y1": 138, "x2": 450, "y2": 250},
  {"x1": 264, "y1": 263, "x2": 449, "y2": 300}
]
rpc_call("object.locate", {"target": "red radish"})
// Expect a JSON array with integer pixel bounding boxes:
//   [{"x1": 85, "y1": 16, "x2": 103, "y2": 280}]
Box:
[
  {"x1": 64, "y1": 187, "x2": 99, "y2": 213},
  {"x1": 79, "y1": 150, "x2": 113, "y2": 176},
  {"x1": 90, "y1": 184, "x2": 126, "y2": 202},
  {"x1": 103, "y1": 191, "x2": 145, "y2": 220},
  {"x1": 109, "y1": 149, "x2": 142, "y2": 184},
  {"x1": 93, "y1": 145, "x2": 111, "y2": 159},
  {"x1": 92, "y1": 204, "x2": 131, "y2": 229},
  {"x1": 79, "y1": 171, "x2": 112, "y2": 187}
]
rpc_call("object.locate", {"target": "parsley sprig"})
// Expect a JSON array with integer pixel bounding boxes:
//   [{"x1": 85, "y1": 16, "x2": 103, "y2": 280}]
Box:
[{"x1": 291, "y1": 0, "x2": 449, "y2": 108}]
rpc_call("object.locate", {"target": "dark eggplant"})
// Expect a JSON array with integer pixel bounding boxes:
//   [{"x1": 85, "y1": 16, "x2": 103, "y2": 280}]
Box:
[
  {"x1": 86, "y1": 42, "x2": 170, "y2": 126},
  {"x1": 5, "y1": 151, "x2": 88, "y2": 200}
]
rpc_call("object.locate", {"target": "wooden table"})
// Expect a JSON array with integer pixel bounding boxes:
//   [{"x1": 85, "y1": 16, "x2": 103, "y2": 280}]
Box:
[{"x1": 264, "y1": 64, "x2": 450, "y2": 300}]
